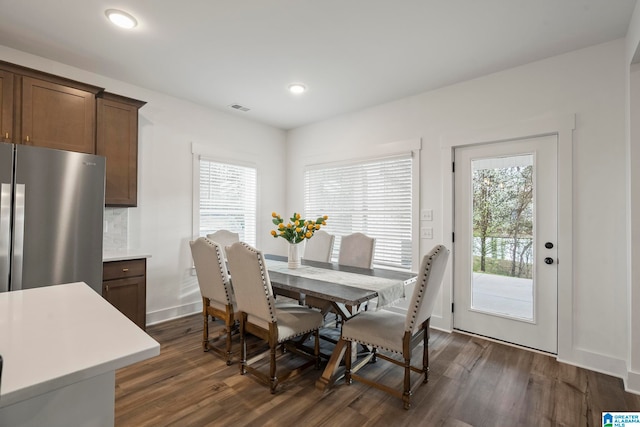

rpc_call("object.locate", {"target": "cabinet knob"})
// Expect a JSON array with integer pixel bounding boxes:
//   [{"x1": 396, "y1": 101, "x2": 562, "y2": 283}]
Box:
[
  {"x1": 122, "y1": 268, "x2": 129, "y2": 272},
  {"x1": 25, "y1": 135, "x2": 30, "y2": 143},
  {"x1": 4, "y1": 132, "x2": 8, "y2": 139},
  {"x1": 105, "y1": 284, "x2": 109, "y2": 292}
]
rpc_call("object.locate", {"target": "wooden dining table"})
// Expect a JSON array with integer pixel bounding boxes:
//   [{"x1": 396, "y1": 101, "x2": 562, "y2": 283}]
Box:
[{"x1": 265, "y1": 254, "x2": 417, "y2": 391}]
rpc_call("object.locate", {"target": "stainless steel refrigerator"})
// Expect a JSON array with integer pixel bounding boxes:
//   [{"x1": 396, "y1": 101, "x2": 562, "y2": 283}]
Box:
[{"x1": 0, "y1": 142, "x2": 105, "y2": 293}]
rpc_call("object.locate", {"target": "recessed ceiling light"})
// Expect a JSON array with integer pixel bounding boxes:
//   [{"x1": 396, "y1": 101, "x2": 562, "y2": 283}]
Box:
[
  {"x1": 288, "y1": 83, "x2": 307, "y2": 94},
  {"x1": 105, "y1": 9, "x2": 138, "y2": 29}
]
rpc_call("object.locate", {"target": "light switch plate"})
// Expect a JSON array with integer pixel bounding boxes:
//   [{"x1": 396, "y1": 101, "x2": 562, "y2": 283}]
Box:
[
  {"x1": 421, "y1": 209, "x2": 433, "y2": 221},
  {"x1": 421, "y1": 227, "x2": 433, "y2": 239}
]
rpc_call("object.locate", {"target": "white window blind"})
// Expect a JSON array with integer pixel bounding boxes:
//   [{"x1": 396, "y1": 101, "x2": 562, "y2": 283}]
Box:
[
  {"x1": 198, "y1": 158, "x2": 257, "y2": 246},
  {"x1": 304, "y1": 155, "x2": 413, "y2": 270}
]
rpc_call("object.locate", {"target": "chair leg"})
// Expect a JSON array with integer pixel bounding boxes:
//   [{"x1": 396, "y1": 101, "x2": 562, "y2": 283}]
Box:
[
  {"x1": 269, "y1": 344, "x2": 278, "y2": 394},
  {"x1": 344, "y1": 340, "x2": 352, "y2": 384},
  {"x1": 423, "y1": 326, "x2": 430, "y2": 383},
  {"x1": 240, "y1": 319, "x2": 247, "y2": 375},
  {"x1": 202, "y1": 311, "x2": 209, "y2": 352},
  {"x1": 403, "y1": 356, "x2": 412, "y2": 410},
  {"x1": 225, "y1": 321, "x2": 233, "y2": 365},
  {"x1": 314, "y1": 329, "x2": 320, "y2": 369}
]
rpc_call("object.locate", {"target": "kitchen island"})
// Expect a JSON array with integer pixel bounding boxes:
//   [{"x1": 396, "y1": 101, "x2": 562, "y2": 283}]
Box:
[{"x1": 0, "y1": 282, "x2": 160, "y2": 427}]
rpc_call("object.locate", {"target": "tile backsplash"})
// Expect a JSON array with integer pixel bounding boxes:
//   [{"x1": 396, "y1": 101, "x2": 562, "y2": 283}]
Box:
[{"x1": 103, "y1": 208, "x2": 128, "y2": 251}]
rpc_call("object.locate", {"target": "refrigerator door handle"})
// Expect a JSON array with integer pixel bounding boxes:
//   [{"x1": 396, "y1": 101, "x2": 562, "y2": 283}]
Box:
[
  {"x1": 0, "y1": 183, "x2": 11, "y2": 292},
  {"x1": 11, "y1": 183, "x2": 25, "y2": 291}
]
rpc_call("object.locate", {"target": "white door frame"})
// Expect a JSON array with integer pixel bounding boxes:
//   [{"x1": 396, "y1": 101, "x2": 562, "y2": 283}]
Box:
[{"x1": 439, "y1": 114, "x2": 575, "y2": 359}]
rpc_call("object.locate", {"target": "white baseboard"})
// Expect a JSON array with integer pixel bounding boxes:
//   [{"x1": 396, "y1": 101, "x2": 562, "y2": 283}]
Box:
[
  {"x1": 429, "y1": 313, "x2": 451, "y2": 332},
  {"x1": 557, "y1": 347, "x2": 629, "y2": 388},
  {"x1": 626, "y1": 370, "x2": 640, "y2": 395},
  {"x1": 145, "y1": 301, "x2": 202, "y2": 326}
]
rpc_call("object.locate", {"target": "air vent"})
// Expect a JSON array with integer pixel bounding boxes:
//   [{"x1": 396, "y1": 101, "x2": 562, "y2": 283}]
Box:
[{"x1": 229, "y1": 103, "x2": 250, "y2": 112}]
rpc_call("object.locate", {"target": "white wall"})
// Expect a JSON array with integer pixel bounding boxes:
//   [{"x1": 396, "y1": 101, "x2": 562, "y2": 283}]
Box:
[
  {"x1": 0, "y1": 45, "x2": 287, "y2": 324},
  {"x1": 287, "y1": 39, "x2": 631, "y2": 387}
]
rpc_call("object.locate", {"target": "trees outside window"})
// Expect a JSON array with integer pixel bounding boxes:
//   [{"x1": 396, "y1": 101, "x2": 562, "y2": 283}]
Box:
[{"x1": 472, "y1": 158, "x2": 533, "y2": 279}]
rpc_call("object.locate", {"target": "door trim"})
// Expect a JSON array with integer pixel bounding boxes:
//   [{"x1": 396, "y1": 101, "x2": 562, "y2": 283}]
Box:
[{"x1": 438, "y1": 114, "x2": 575, "y2": 359}]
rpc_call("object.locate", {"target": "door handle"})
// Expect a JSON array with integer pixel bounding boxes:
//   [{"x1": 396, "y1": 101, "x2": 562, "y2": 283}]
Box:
[
  {"x1": 11, "y1": 184, "x2": 25, "y2": 290},
  {"x1": 544, "y1": 257, "x2": 554, "y2": 265},
  {"x1": 0, "y1": 183, "x2": 11, "y2": 292}
]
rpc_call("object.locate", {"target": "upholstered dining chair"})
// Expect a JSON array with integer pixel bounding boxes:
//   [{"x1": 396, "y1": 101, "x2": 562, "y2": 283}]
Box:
[
  {"x1": 302, "y1": 229, "x2": 340, "y2": 315},
  {"x1": 206, "y1": 230, "x2": 240, "y2": 259},
  {"x1": 341, "y1": 244, "x2": 449, "y2": 409},
  {"x1": 338, "y1": 232, "x2": 375, "y2": 269},
  {"x1": 189, "y1": 237, "x2": 238, "y2": 365},
  {"x1": 226, "y1": 241, "x2": 323, "y2": 394},
  {"x1": 303, "y1": 230, "x2": 335, "y2": 263},
  {"x1": 336, "y1": 232, "x2": 376, "y2": 315}
]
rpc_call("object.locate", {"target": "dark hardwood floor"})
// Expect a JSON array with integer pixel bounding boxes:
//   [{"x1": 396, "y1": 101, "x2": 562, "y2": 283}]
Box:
[{"x1": 115, "y1": 314, "x2": 640, "y2": 426}]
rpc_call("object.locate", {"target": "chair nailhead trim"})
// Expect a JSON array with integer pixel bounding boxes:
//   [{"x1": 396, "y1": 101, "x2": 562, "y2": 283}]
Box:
[
  {"x1": 406, "y1": 246, "x2": 442, "y2": 331},
  {"x1": 341, "y1": 336, "x2": 402, "y2": 355},
  {"x1": 242, "y1": 242, "x2": 278, "y2": 323},
  {"x1": 278, "y1": 327, "x2": 319, "y2": 343},
  {"x1": 204, "y1": 238, "x2": 233, "y2": 304}
]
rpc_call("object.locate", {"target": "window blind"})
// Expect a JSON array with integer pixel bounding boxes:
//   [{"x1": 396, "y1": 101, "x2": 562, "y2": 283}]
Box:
[
  {"x1": 304, "y1": 155, "x2": 413, "y2": 270},
  {"x1": 199, "y1": 158, "x2": 257, "y2": 246}
]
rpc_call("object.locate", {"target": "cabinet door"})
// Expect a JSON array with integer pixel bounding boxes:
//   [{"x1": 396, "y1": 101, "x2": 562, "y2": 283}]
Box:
[
  {"x1": 0, "y1": 70, "x2": 13, "y2": 142},
  {"x1": 21, "y1": 76, "x2": 96, "y2": 154},
  {"x1": 103, "y1": 276, "x2": 146, "y2": 330},
  {"x1": 96, "y1": 98, "x2": 139, "y2": 206}
]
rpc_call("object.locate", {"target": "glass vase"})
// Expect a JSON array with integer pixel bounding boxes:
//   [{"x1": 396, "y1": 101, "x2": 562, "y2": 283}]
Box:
[{"x1": 288, "y1": 242, "x2": 301, "y2": 269}]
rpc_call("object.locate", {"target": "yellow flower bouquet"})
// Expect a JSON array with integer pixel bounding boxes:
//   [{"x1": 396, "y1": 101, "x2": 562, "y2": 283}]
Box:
[{"x1": 270, "y1": 212, "x2": 328, "y2": 244}]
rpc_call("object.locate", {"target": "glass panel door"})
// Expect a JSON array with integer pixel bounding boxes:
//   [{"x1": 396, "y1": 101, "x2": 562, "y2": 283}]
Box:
[{"x1": 453, "y1": 135, "x2": 558, "y2": 354}]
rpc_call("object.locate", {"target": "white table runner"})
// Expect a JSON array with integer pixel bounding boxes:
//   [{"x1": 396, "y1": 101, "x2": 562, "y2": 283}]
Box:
[{"x1": 266, "y1": 259, "x2": 406, "y2": 308}]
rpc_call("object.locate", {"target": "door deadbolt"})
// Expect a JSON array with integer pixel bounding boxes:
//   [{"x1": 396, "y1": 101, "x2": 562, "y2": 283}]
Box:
[{"x1": 545, "y1": 242, "x2": 554, "y2": 249}]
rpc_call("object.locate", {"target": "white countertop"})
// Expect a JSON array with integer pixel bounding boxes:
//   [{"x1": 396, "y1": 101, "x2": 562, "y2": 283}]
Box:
[
  {"x1": 103, "y1": 249, "x2": 152, "y2": 262},
  {"x1": 0, "y1": 282, "x2": 160, "y2": 408}
]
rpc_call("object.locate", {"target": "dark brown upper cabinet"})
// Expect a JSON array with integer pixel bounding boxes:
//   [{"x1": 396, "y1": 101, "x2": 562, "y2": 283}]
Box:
[
  {"x1": 97, "y1": 92, "x2": 147, "y2": 207},
  {"x1": 0, "y1": 60, "x2": 102, "y2": 154}
]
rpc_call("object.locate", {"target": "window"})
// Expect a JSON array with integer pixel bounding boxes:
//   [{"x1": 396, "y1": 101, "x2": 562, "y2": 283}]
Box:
[
  {"x1": 197, "y1": 158, "x2": 257, "y2": 246},
  {"x1": 304, "y1": 154, "x2": 413, "y2": 270}
]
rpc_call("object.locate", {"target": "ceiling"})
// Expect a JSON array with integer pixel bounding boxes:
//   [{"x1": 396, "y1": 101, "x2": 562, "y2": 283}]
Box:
[{"x1": 0, "y1": 0, "x2": 636, "y2": 130}]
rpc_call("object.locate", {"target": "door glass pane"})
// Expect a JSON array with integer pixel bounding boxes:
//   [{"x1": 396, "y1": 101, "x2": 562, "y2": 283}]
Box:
[{"x1": 471, "y1": 155, "x2": 534, "y2": 320}]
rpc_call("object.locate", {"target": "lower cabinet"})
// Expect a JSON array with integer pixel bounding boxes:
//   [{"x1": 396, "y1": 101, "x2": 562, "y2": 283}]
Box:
[{"x1": 102, "y1": 258, "x2": 146, "y2": 330}]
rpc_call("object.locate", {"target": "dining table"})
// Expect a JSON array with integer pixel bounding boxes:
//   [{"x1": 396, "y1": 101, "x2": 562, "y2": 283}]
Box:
[{"x1": 264, "y1": 254, "x2": 417, "y2": 391}]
